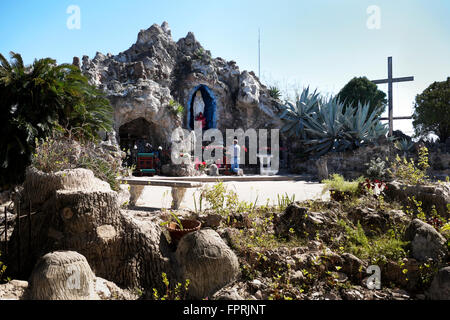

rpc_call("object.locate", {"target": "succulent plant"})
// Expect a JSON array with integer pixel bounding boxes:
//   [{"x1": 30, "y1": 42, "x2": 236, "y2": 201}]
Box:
[
  {"x1": 394, "y1": 138, "x2": 415, "y2": 155},
  {"x1": 278, "y1": 88, "x2": 388, "y2": 158},
  {"x1": 268, "y1": 86, "x2": 282, "y2": 100},
  {"x1": 279, "y1": 87, "x2": 321, "y2": 139}
]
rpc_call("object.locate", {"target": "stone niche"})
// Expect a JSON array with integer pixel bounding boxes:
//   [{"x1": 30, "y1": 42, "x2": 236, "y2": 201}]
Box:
[
  {"x1": 118, "y1": 117, "x2": 165, "y2": 152},
  {"x1": 187, "y1": 84, "x2": 217, "y2": 131}
]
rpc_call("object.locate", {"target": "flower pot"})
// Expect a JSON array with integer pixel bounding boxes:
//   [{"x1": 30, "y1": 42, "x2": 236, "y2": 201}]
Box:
[{"x1": 166, "y1": 219, "x2": 201, "y2": 243}]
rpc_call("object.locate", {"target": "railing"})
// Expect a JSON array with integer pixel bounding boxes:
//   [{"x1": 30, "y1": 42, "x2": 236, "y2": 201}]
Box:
[{"x1": 2, "y1": 200, "x2": 37, "y2": 275}]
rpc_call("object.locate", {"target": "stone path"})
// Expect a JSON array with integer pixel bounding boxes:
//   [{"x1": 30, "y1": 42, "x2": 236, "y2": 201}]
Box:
[{"x1": 132, "y1": 180, "x2": 329, "y2": 210}]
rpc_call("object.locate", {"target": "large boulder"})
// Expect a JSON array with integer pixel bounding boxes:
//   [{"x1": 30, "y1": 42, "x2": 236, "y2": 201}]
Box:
[
  {"x1": 175, "y1": 229, "x2": 240, "y2": 299},
  {"x1": 427, "y1": 267, "x2": 450, "y2": 300},
  {"x1": 274, "y1": 203, "x2": 334, "y2": 239},
  {"x1": 385, "y1": 181, "x2": 450, "y2": 219},
  {"x1": 404, "y1": 219, "x2": 447, "y2": 262}
]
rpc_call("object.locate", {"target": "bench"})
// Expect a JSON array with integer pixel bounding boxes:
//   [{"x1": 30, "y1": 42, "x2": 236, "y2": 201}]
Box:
[{"x1": 118, "y1": 178, "x2": 203, "y2": 210}]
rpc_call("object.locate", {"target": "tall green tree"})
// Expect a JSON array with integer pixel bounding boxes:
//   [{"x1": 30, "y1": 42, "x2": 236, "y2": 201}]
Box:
[
  {"x1": 337, "y1": 76, "x2": 387, "y2": 116},
  {"x1": 412, "y1": 77, "x2": 450, "y2": 142},
  {"x1": 0, "y1": 52, "x2": 113, "y2": 188}
]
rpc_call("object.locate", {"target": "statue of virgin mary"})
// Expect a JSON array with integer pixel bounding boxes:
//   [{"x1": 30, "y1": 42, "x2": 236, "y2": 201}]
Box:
[{"x1": 193, "y1": 90, "x2": 205, "y2": 117}]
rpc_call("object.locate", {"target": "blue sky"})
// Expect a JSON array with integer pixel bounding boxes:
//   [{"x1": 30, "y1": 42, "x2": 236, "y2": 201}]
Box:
[{"x1": 1, "y1": 0, "x2": 449, "y2": 135}]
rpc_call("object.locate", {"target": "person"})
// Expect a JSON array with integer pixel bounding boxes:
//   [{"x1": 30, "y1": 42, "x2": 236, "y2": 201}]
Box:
[
  {"x1": 195, "y1": 112, "x2": 206, "y2": 129},
  {"x1": 228, "y1": 139, "x2": 241, "y2": 174}
]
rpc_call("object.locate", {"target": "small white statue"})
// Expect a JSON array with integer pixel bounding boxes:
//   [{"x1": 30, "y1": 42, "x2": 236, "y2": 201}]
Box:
[{"x1": 193, "y1": 90, "x2": 205, "y2": 117}]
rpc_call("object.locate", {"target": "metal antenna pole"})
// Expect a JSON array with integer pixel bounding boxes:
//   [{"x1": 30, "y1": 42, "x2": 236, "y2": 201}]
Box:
[{"x1": 258, "y1": 28, "x2": 261, "y2": 79}]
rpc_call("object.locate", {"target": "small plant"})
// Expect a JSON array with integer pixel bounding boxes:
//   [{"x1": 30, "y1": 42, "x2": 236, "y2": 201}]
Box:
[
  {"x1": 322, "y1": 174, "x2": 364, "y2": 195},
  {"x1": 362, "y1": 178, "x2": 388, "y2": 197},
  {"x1": 277, "y1": 193, "x2": 296, "y2": 212},
  {"x1": 0, "y1": 251, "x2": 7, "y2": 283},
  {"x1": 152, "y1": 273, "x2": 190, "y2": 300},
  {"x1": 168, "y1": 100, "x2": 185, "y2": 117},
  {"x1": 337, "y1": 219, "x2": 408, "y2": 262},
  {"x1": 268, "y1": 86, "x2": 282, "y2": 100},
  {"x1": 32, "y1": 132, "x2": 123, "y2": 191},
  {"x1": 160, "y1": 211, "x2": 184, "y2": 230},
  {"x1": 394, "y1": 138, "x2": 415, "y2": 156},
  {"x1": 193, "y1": 48, "x2": 211, "y2": 61},
  {"x1": 365, "y1": 157, "x2": 388, "y2": 180},
  {"x1": 388, "y1": 147, "x2": 429, "y2": 185}
]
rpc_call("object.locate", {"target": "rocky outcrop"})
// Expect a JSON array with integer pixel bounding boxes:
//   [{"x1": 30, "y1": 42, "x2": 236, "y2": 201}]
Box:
[
  {"x1": 385, "y1": 181, "x2": 450, "y2": 219},
  {"x1": 274, "y1": 203, "x2": 336, "y2": 239},
  {"x1": 78, "y1": 22, "x2": 281, "y2": 149},
  {"x1": 175, "y1": 229, "x2": 240, "y2": 299},
  {"x1": 427, "y1": 266, "x2": 450, "y2": 300},
  {"x1": 404, "y1": 219, "x2": 447, "y2": 262}
]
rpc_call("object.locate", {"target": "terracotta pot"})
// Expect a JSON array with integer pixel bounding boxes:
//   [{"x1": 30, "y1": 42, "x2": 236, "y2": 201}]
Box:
[{"x1": 167, "y1": 219, "x2": 201, "y2": 243}]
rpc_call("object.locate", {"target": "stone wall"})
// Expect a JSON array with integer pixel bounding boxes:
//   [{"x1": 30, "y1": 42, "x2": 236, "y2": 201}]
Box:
[{"x1": 291, "y1": 142, "x2": 450, "y2": 181}]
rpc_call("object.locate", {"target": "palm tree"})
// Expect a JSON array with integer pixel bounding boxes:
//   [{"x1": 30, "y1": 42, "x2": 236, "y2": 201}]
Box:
[{"x1": 0, "y1": 51, "x2": 113, "y2": 187}]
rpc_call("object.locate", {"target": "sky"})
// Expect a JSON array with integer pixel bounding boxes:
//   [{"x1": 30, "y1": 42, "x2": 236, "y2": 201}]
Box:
[{"x1": 1, "y1": 0, "x2": 449, "y2": 136}]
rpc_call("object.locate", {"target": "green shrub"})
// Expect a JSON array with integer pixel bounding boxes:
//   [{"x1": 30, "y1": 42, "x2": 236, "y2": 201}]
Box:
[
  {"x1": 32, "y1": 133, "x2": 123, "y2": 191},
  {"x1": 0, "y1": 251, "x2": 8, "y2": 283},
  {"x1": 338, "y1": 220, "x2": 408, "y2": 263},
  {"x1": 388, "y1": 147, "x2": 429, "y2": 185},
  {"x1": 322, "y1": 174, "x2": 364, "y2": 195},
  {"x1": 366, "y1": 157, "x2": 388, "y2": 180},
  {"x1": 152, "y1": 273, "x2": 190, "y2": 300},
  {"x1": 168, "y1": 100, "x2": 184, "y2": 116},
  {"x1": 0, "y1": 52, "x2": 113, "y2": 187}
]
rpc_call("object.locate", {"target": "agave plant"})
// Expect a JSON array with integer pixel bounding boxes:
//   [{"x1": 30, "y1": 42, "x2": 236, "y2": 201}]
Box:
[
  {"x1": 303, "y1": 98, "x2": 388, "y2": 157},
  {"x1": 394, "y1": 138, "x2": 415, "y2": 156},
  {"x1": 268, "y1": 86, "x2": 282, "y2": 100},
  {"x1": 279, "y1": 87, "x2": 321, "y2": 139},
  {"x1": 342, "y1": 102, "x2": 388, "y2": 147}
]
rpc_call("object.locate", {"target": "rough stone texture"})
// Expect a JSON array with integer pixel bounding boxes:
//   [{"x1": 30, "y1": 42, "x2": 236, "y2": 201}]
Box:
[
  {"x1": 274, "y1": 203, "x2": 334, "y2": 239},
  {"x1": 208, "y1": 164, "x2": 219, "y2": 176},
  {"x1": 385, "y1": 181, "x2": 450, "y2": 219},
  {"x1": 175, "y1": 229, "x2": 240, "y2": 299},
  {"x1": 171, "y1": 187, "x2": 187, "y2": 210},
  {"x1": 7, "y1": 167, "x2": 174, "y2": 294},
  {"x1": 28, "y1": 251, "x2": 96, "y2": 300},
  {"x1": 404, "y1": 219, "x2": 447, "y2": 262},
  {"x1": 427, "y1": 266, "x2": 450, "y2": 300},
  {"x1": 292, "y1": 144, "x2": 393, "y2": 180},
  {"x1": 0, "y1": 280, "x2": 29, "y2": 300},
  {"x1": 80, "y1": 22, "x2": 281, "y2": 150}
]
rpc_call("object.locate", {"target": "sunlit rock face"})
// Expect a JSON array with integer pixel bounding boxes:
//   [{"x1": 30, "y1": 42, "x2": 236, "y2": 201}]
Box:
[{"x1": 79, "y1": 22, "x2": 282, "y2": 147}]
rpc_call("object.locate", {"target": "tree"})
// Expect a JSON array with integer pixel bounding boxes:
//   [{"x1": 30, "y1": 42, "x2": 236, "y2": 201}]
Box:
[
  {"x1": 412, "y1": 77, "x2": 450, "y2": 142},
  {"x1": 0, "y1": 52, "x2": 113, "y2": 188},
  {"x1": 337, "y1": 76, "x2": 387, "y2": 116}
]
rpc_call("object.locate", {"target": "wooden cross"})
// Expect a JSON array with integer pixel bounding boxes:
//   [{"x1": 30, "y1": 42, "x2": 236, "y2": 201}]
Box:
[{"x1": 371, "y1": 57, "x2": 414, "y2": 136}]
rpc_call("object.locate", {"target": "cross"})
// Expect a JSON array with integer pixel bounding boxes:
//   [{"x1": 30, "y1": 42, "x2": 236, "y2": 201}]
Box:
[{"x1": 371, "y1": 57, "x2": 414, "y2": 136}]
